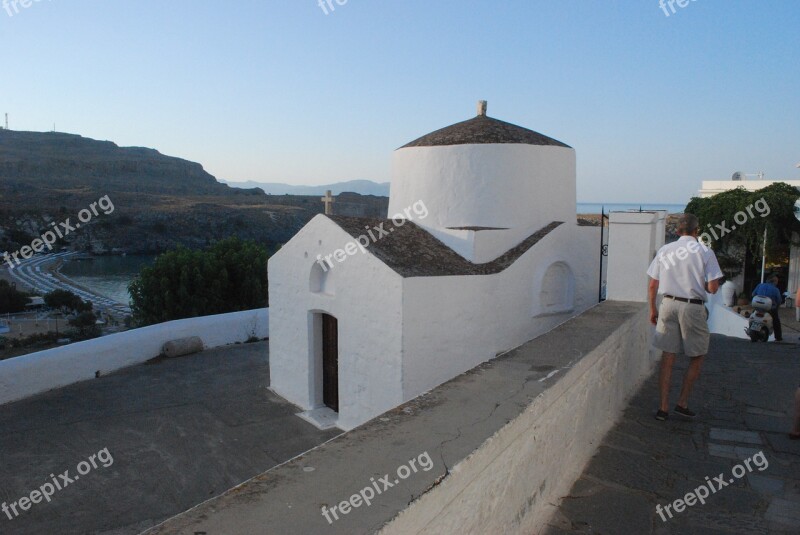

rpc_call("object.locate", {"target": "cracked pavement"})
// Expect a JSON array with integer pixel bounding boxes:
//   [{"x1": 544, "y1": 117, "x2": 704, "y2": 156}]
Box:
[{"x1": 0, "y1": 341, "x2": 339, "y2": 535}]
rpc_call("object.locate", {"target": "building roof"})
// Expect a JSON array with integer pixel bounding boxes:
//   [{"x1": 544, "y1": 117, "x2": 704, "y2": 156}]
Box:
[
  {"x1": 400, "y1": 114, "x2": 571, "y2": 149},
  {"x1": 326, "y1": 216, "x2": 562, "y2": 278}
]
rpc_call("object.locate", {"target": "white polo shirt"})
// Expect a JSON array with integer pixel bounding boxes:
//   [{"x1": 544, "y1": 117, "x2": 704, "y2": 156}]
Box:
[{"x1": 646, "y1": 236, "x2": 723, "y2": 302}]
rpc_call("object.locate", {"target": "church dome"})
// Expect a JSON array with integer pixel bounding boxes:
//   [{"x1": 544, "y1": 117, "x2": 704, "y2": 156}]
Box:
[
  {"x1": 401, "y1": 113, "x2": 570, "y2": 149},
  {"x1": 389, "y1": 101, "x2": 576, "y2": 234}
]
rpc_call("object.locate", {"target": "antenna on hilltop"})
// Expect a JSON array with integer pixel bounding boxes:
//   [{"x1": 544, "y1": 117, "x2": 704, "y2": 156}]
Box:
[{"x1": 4, "y1": 113, "x2": 7, "y2": 130}]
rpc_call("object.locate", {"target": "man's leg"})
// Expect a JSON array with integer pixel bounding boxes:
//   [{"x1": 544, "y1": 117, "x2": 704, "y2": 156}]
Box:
[
  {"x1": 659, "y1": 352, "x2": 676, "y2": 412},
  {"x1": 677, "y1": 355, "x2": 704, "y2": 409},
  {"x1": 772, "y1": 308, "x2": 782, "y2": 341}
]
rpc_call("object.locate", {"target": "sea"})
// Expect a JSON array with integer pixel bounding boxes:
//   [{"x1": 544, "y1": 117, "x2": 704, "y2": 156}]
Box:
[
  {"x1": 57, "y1": 203, "x2": 684, "y2": 301},
  {"x1": 576, "y1": 202, "x2": 685, "y2": 214},
  {"x1": 59, "y1": 255, "x2": 155, "y2": 306}
]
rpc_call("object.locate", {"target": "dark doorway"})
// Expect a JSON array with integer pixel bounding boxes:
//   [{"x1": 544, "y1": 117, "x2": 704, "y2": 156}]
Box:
[{"x1": 322, "y1": 314, "x2": 339, "y2": 412}]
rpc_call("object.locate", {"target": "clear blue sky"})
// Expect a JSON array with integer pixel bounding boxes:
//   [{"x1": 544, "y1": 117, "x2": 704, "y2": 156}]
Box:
[{"x1": 1, "y1": 0, "x2": 798, "y2": 204}]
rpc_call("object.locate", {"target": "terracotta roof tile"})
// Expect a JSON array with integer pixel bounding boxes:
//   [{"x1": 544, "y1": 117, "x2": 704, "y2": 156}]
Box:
[
  {"x1": 327, "y1": 216, "x2": 562, "y2": 278},
  {"x1": 400, "y1": 115, "x2": 571, "y2": 149}
]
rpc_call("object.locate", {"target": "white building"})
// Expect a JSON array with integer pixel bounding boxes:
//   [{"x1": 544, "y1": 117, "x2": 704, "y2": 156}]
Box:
[
  {"x1": 268, "y1": 103, "x2": 601, "y2": 430},
  {"x1": 698, "y1": 177, "x2": 800, "y2": 198}
]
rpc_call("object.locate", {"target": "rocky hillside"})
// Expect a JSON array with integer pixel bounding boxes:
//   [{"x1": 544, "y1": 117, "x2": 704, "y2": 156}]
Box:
[{"x1": 0, "y1": 130, "x2": 388, "y2": 254}]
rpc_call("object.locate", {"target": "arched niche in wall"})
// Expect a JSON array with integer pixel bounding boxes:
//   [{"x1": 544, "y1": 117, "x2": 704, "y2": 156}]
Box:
[
  {"x1": 534, "y1": 261, "x2": 575, "y2": 316},
  {"x1": 309, "y1": 261, "x2": 335, "y2": 295}
]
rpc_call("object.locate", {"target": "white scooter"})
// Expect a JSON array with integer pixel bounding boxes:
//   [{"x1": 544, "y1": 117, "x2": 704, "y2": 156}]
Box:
[{"x1": 745, "y1": 296, "x2": 774, "y2": 343}]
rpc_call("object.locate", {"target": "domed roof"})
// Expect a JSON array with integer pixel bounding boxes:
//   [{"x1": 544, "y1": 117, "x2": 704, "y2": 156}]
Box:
[{"x1": 400, "y1": 102, "x2": 571, "y2": 149}]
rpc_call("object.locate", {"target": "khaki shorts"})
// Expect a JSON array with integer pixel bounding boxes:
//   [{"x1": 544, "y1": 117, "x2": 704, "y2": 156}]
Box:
[{"x1": 653, "y1": 298, "x2": 710, "y2": 357}]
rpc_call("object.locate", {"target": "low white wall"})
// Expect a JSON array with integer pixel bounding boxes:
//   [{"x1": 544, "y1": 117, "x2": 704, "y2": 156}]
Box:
[
  {"x1": 706, "y1": 291, "x2": 749, "y2": 340},
  {"x1": 380, "y1": 306, "x2": 655, "y2": 534},
  {"x1": 0, "y1": 308, "x2": 268, "y2": 406}
]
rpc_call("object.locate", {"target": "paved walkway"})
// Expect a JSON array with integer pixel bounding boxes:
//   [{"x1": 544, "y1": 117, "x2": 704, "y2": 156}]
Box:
[
  {"x1": 546, "y1": 310, "x2": 800, "y2": 534},
  {"x1": 0, "y1": 341, "x2": 339, "y2": 535}
]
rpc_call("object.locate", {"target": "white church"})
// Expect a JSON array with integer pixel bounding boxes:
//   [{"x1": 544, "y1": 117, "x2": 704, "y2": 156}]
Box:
[{"x1": 268, "y1": 102, "x2": 602, "y2": 430}]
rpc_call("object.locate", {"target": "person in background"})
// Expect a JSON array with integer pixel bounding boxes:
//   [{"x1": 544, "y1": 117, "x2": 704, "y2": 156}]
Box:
[{"x1": 752, "y1": 275, "x2": 783, "y2": 342}]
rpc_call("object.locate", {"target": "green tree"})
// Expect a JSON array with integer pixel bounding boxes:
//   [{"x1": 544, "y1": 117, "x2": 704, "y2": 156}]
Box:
[
  {"x1": 44, "y1": 289, "x2": 93, "y2": 314},
  {"x1": 129, "y1": 237, "x2": 269, "y2": 326},
  {"x1": 685, "y1": 183, "x2": 800, "y2": 277},
  {"x1": 0, "y1": 280, "x2": 31, "y2": 313},
  {"x1": 68, "y1": 310, "x2": 101, "y2": 339}
]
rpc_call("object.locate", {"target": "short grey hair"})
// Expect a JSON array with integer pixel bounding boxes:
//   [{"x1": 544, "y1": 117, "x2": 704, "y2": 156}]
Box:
[{"x1": 676, "y1": 213, "x2": 699, "y2": 235}]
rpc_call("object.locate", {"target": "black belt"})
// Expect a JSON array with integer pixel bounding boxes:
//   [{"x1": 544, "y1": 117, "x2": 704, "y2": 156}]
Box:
[{"x1": 664, "y1": 294, "x2": 704, "y2": 305}]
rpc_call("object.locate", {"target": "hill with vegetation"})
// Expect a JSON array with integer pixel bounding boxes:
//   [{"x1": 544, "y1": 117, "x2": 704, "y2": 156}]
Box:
[{"x1": 0, "y1": 130, "x2": 388, "y2": 254}]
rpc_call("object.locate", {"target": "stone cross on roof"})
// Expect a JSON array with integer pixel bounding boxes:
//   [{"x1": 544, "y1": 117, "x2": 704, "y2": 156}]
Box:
[{"x1": 321, "y1": 190, "x2": 335, "y2": 215}]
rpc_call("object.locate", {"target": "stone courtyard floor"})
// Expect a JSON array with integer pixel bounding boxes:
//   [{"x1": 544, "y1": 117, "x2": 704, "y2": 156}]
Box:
[
  {"x1": 0, "y1": 341, "x2": 339, "y2": 535},
  {"x1": 545, "y1": 309, "x2": 800, "y2": 534},
  {"x1": 3, "y1": 310, "x2": 799, "y2": 535}
]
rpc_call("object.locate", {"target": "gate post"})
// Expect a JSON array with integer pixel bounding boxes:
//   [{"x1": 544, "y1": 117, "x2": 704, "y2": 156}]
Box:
[{"x1": 605, "y1": 210, "x2": 666, "y2": 302}]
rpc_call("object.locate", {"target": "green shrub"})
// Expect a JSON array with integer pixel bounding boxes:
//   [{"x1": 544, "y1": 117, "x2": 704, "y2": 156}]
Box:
[{"x1": 129, "y1": 237, "x2": 269, "y2": 326}]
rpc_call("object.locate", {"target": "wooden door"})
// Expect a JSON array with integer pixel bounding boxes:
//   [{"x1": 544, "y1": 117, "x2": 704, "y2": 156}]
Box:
[{"x1": 322, "y1": 314, "x2": 339, "y2": 412}]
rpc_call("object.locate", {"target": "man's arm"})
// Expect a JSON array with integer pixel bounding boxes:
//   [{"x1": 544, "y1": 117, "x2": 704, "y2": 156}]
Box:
[
  {"x1": 648, "y1": 277, "x2": 659, "y2": 325},
  {"x1": 705, "y1": 252, "x2": 723, "y2": 295}
]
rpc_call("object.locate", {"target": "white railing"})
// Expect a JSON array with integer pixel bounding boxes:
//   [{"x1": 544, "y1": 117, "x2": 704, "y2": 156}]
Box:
[{"x1": 0, "y1": 308, "x2": 269, "y2": 406}]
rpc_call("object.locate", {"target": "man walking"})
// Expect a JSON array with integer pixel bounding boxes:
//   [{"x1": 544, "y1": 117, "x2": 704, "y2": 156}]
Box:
[
  {"x1": 647, "y1": 214, "x2": 723, "y2": 421},
  {"x1": 752, "y1": 275, "x2": 783, "y2": 342}
]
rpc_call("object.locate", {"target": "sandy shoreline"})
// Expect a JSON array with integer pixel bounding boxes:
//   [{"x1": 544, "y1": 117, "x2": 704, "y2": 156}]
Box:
[{"x1": 2, "y1": 254, "x2": 122, "y2": 305}]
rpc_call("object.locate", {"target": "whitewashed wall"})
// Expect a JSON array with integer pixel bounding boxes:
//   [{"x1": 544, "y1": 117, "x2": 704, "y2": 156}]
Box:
[
  {"x1": 401, "y1": 224, "x2": 599, "y2": 402},
  {"x1": 268, "y1": 216, "x2": 404, "y2": 430},
  {"x1": 606, "y1": 211, "x2": 663, "y2": 302},
  {"x1": 0, "y1": 309, "x2": 268, "y2": 406},
  {"x1": 270, "y1": 219, "x2": 600, "y2": 430},
  {"x1": 389, "y1": 144, "x2": 576, "y2": 236},
  {"x1": 380, "y1": 307, "x2": 656, "y2": 535}
]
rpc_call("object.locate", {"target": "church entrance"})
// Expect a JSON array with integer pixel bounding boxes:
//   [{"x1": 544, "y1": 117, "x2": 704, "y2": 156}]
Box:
[{"x1": 321, "y1": 314, "x2": 339, "y2": 412}]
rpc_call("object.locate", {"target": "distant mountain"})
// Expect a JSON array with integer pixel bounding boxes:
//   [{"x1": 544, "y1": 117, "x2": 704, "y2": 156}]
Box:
[
  {"x1": 222, "y1": 179, "x2": 390, "y2": 197},
  {"x1": 0, "y1": 130, "x2": 242, "y2": 196},
  {"x1": 0, "y1": 130, "x2": 388, "y2": 254}
]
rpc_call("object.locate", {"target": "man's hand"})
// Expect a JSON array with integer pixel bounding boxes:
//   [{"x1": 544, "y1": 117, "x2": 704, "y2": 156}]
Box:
[
  {"x1": 707, "y1": 277, "x2": 721, "y2": 295},
  {"x1": 648, "y1": 277, "x2": 660, "y2": 325}
]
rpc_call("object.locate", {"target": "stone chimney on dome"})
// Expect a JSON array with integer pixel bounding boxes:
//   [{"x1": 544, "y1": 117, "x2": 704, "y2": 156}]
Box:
[{"x1": 477, "y1": 100, "x2": 488, "y2": 117}]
